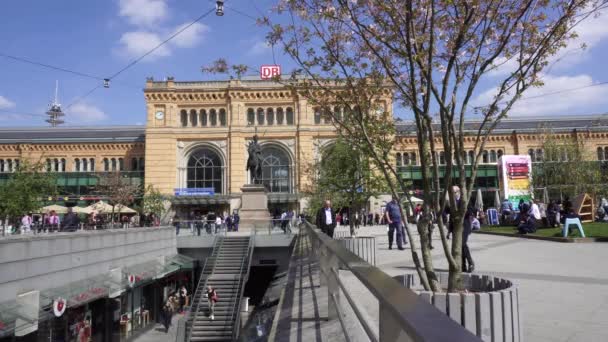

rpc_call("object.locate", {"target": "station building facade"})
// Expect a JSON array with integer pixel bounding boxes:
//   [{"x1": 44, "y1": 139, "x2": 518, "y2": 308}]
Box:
[{"x1": 2, "y1": 77, "x2": 608, "y2": 217}]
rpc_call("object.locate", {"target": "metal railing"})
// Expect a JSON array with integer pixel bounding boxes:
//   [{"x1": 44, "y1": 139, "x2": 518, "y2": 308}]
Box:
[
  {"x1": 230, "y1": 236, "x2": 255, "y2": 340},
  {"x1": 334, "y1": 236, "x2": 376, "y2": 266},
  {"x1": 302, "y1": 220, "x2": 481, "y2": 342}
]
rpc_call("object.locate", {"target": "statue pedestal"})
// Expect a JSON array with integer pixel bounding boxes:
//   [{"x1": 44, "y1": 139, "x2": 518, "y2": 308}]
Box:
[{"x1": 239, "y1": 184, "x2": 271, "y2": 232}]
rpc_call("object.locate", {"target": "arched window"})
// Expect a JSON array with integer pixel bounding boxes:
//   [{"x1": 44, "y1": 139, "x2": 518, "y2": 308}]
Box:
[
  {"x1": 261, "y1": 146, "x2": 291, "y2": 193},
  {"x1": 89, "y1": 158, "x2": 94, "y2": 172},
  {"x1": 14, "y1": 159, "x2": 19, "y2": 171},
  {"x1": 257, "y1": 108, "x2": 265, "y2": 125},
  {"x1": 410, "y1": 153, "x2": 417, "y2": 166},
  {"x1": 482, "y1": 150, "x2": 489, "y2": 164},
  {"x1": 404, "y1": 153, "x2": 410, "y2": 165},
  {"x1": 439, "y1": 151, "x2": 446, "y2": 165},
  {"x1": 536, "y1": 148, "x2": 543, "y2": 162},
  {"x1": 276, "y1": 108, "x2": 284, "y2": 125},
  {"x1": 286, "y1": 107, "x2": 294, "y2": 125},
  {"x1": 132, "y1": 158, "x2": 138, "y2": 171},
  {"x1": 0, "y1": 159, "x2": 4, "y2": 172},
  {"x1": 111, "y1": 158, "x2": 117, "y2": 171},
  {"x1": 334, "y1": 106, "x2": 343, "y2": 122},
  {"x1": 209, "y1": 109, "x2": 217, "y2": 126},
  {"x1": 467, "y1": 151, "x2": 474, "y2": 164},
  {"x1": 190, "y1": 109, "x2": 198, "y2": 127},
  {"x1": 139, "y1": 157, "x2": 145, "y2": 171},
  {"x1": 490, "y1": 150, "x2": 497, "y2": 163},
  {"x1": 528, "y1": 149, "x2": 535, "y2": 162},
  {"x1": 604, "y1": 147, "x2": 608, "y2": 162},
  {"x1": 82, "y1": 158, "x2": 88, "y2": 172},
  {"x1": 396, "y1": 153, "x2": 402, "y2": 167},
  {"x1": 119, "y1": 158, "x2": 124, "y2": 171},
  {"x1": 52, "y1": 159, "x2": 58, "y2": 172},
  {"x1": 6, "y1": 159, "x2": 12, "y2": 172},
  {"x1": 180, "y1": 110, "x2": 188, "y2": 127},
  {"x1": 200, "y1": 109, "x2": 208, "y2": 126},
  {"x1": 103, "y1": 158, "x2": 109, "y2": 172},
  {"x1": 187, "y1": 147, "x2": 223, "y2": 193},
  {"x1": 323, "y1": 108, "x2": 331, "y2": 124},
  {"x1": 497, "y1": 149, "x2": 503, "y2": 160},
  {"x1": 266, "y1": 108, "x2": 274, "y2": 125},
  {"x1": 46, "y1": 159, "x2": 52, "y2": 172},
  {"x1": 219, "y1": 109, "x2": 227, "y2": 126},
  {"x1": 314, "y1": 108, "x2": 322, "y2": 124},
  {"x1": 597, "y1": 147, "x2": 603, "y2": 161},
  {"x1": 247, "y1": 108, "x2": 255, "y2": 125}
]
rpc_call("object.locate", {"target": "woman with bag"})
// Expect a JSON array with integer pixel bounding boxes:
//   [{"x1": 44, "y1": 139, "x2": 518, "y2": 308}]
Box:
[{"x1": 206, "y1": 286, "x2": 218, "y2": 320}]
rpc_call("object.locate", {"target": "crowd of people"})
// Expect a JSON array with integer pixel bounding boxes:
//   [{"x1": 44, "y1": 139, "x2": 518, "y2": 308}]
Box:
[
  {"x1": 173, "y1": 211, "x2": 241, "y2": 236},
  {"x1": 499, "y1": 197, "x2": 582, "y2": 234}
]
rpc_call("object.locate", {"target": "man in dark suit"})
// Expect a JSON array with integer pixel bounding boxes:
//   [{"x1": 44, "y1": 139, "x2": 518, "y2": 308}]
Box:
[{"x1": 316, "y1": 200, "x2": 336, "y2": 238}]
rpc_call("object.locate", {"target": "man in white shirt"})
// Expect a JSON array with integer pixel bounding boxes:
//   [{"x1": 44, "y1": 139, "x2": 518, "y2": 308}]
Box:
[
  {"x1": 529, "y1": 200, "x2": 542, "y2": 221},
  {"x1": 316, "y1": 200, "x2": 336, "y2": 238},
  {"x1": 21, "y1": 213, "x2": 33, "y2": 234}
]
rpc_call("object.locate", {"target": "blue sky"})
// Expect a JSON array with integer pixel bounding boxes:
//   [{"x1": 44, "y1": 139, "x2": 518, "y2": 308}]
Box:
[{"x1": 1, "y1": 0, "x2": 608, "y2": 126}]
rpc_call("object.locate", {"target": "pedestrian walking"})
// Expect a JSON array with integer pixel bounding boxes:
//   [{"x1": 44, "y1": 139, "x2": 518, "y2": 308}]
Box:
[
  {"x1": 385, "y1": 196, "x2": 406, "y2": 250},
  {"x1": 61, "y1": 207, "x2": 80, "y2": 232},
  {"x1": 315, "y1": 200, "x2": 337, "y2": 238},
  {"x1": 162, "y1": 301, "x2": 173, "y2": 333},
  {"x1": 20, "y1": 213, "x2": 33, "y2": 234},
  {"x1": 206, "y1": 286, "x2": 218, "y2": 320},
  {"x1": 462, "y1": 210, "x2": 477, "y2": 273}
]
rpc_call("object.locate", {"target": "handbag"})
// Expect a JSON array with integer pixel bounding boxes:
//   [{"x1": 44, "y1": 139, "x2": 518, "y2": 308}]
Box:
[{"x1": 212, "y1": 292, "x2": 219, "y2": 303}]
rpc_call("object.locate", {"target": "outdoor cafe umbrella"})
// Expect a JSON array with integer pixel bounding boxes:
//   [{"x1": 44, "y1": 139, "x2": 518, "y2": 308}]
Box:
[
  {"x1": 475, "y1": 189, "x2": 484, "y2": 210},
  {"x1": 85, "y1": 201, "x2": 137, "y2": 214},
  {"x1": 72, "y1": 206, "x2": 93, "y2": 214},
  {"x1": 39, "y1": 204, "x2": 68, "y2": 214},
  {"x1": 494, "y1": 190, "x2": 501, "y2": 209}
]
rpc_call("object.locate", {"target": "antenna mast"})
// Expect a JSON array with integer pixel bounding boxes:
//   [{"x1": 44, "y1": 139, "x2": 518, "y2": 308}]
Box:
[{"x1": 46, "y1": 80, "x2": 65, "y2": 127}]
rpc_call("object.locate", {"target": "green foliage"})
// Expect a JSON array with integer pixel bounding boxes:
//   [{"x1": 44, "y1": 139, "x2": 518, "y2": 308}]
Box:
[
  {"x1": 0, "y1": 160, "x2": 57, "y2": 223},
  {"x1": 143, "y1": 184, "x2": 165, "y2": 216},
  {"x1": 95, "y1": 172, "x2": 141, "y2": 214}
]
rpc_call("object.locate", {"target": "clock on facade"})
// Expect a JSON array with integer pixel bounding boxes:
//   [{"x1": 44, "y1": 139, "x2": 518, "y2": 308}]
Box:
[{"x1": 155, "y1": 111, "x2": 165, "y2": 120}]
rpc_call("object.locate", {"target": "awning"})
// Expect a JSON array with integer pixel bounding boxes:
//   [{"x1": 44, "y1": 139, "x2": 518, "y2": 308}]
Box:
[
  {"x1": 268, "y1": 193, "x2": 299, "y2": 204},
  {"x1": 156, "y1": 254, "x2": 195, "y2": 279},
  {"x1": 0, "y1": 300, "x2": 39, "y2": 338},
  {"x1": 39, "y1": 274, "x2": 111, "y2": 309},
  {"x1": 171, "y1": 195, "x2": 232, "y2": 205}
]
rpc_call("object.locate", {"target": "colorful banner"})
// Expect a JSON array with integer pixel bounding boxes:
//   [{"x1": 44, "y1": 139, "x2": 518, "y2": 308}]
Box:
[{"x1": 497, "y1": 155, "x2": 533, "y2": 211}]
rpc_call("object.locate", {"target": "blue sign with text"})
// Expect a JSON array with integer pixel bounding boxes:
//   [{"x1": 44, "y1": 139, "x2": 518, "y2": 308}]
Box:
[{"x1": 174, "y1": 188, "x2": 215, "y2": 196}]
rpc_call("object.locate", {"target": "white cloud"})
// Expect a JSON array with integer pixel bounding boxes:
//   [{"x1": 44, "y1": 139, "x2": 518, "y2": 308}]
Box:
[
  {"x1": 170, "y1": 22, "x2": 209, "y2": 48},
  {"x1": 67, "y1": 103, "x2": 108, "y2": 123},
  {"x1": 115, "y1": 31, "x2": 171, "y2": 60},
  {"x1": 248, "y1": 40, "x2": 272, "y2": 56},
  {"x1": 119, "y1": 0, "x2": 168, "y2": 27},
  {"x1": 0, "y1": 95, "x2": 15, "y2": 109},
  {"x1": 472, "y1": 74, "x2": 608, "y2": 116}
]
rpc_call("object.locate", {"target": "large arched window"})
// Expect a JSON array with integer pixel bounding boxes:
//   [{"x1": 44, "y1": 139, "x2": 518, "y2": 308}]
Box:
[
  {"x1": 88, "y1": 158, "x2": 94, "y2": 172},
  {"x1": 396, "y1": 153, "x2": 402, "y2": 167},
  {"x1": 200, "y1": 109, "x2": 208, "y2": 126},
  {"x1": 257, "y1": 108, "x2": 265, "y2": 125},
  {"x1": 261, "y1": 146, "x2": 291, "y2": 193},
  {"x1": 103, "y1": 158, "x2": 110, "y2": 171},
  {"x1": 490, "y1": 150, "x2": 497, "y2": 163},
  {"x1": 219, "y1": 109, "x2": 227, "y2": 126},
  {"x1": 286, "y1": 107, "x2": 294, "y2": 125},
  {"x1": 74, "y1": 158, "x2": 81, "y2": 172},
  {"x1": 187, "y1": 148, "x2": 223, "y2": 193},
  {"x1": 266, "y1": 108, "x2": 274, "y2": 125},
  {"x1": 247, "y1": 108, "x2": 255, "y2": 125},
  {"x1": 276, "y1": 108, "x2": 284, "y2": 124},
  {"x1": 314, "y1": 108, "x2": 322, "y2": 124},
  {"x1": 210, "y1": 109, "x2": 217, "y2": 126},
  {"x1": 82, "y1": 158, "x2": 88, "y2": 171}
]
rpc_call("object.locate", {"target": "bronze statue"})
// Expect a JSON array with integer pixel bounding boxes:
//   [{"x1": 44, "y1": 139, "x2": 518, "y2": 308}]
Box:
[{"x1": 246, "y1": 134, "x2": 263, "y2": 183}]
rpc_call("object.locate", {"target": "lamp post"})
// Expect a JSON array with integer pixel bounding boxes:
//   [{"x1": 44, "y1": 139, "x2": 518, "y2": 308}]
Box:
[{"x1": 216, "y1": 1, "x2": 224, "y2": 16}]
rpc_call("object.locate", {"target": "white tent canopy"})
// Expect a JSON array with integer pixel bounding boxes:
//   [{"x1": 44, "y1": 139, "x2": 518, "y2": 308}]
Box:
[
  {"x1": 85, "y1": 201, "x2": 137, "y2": 214},
  {"x1": 39, "y1": 204, "x2": 68, "y2": 214}
]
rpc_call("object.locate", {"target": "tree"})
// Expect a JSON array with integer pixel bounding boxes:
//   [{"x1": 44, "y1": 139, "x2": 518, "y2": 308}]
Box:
[
  {"x1": 534, "y1": 128, "x2": 606, "y2": 198},
  {"x1": 95, "y1": 172, "x2": 141, "y2": 225},
  {"x1": 142, "y1": 184, "x2": 168, "y2": 222},
  {"x1": 259, "y1": 0, "x2": 605, "y2": 292},
  {"x1": 0, "y1": 160, "x2": 56, "y2": 231},
  {"x1": 306, "y1": 138, "x2": 387, "y2": 235}
]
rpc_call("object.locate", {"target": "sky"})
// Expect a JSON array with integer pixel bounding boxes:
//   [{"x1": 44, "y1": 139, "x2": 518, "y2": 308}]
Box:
[{"x1": 1, "y1": 0, "x2": 608, "y2": 127}]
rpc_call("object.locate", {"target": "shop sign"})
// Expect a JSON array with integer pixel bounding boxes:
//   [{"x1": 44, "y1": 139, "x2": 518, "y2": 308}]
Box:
[
  {"x1": 128, "y1": 274, "x2": 136, "y2": 287},
  {"x1": 53, "y1": 297, "x2": 67, "y2": 317},
  {"x1": 174, "y1": 188, "x2": 215, "y2": 196},
  {"x1": 70, "y1": 287, "x2": 106, "y2": 305}
]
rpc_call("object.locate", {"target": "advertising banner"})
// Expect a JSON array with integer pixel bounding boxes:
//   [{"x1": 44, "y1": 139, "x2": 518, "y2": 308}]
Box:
[{"x1": 497, "y1": 155, "x2": 533, "y2": 211}]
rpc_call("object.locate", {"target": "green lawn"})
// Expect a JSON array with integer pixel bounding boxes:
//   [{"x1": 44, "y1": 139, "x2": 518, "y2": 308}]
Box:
[{"x1": 480, "y1": 222, "x2": 608, "y2": 238}]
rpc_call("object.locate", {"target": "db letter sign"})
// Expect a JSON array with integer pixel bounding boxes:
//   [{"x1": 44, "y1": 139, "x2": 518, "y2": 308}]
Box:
[
  {"x1": 53, "y1": 297, "x2": 67, "y2": 317},
  {"x1": 260, "y1": 65, "x2": 281, "y2": 80}
]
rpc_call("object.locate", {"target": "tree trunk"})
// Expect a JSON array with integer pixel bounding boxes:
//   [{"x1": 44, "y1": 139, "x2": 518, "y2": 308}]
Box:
[
  {"x1": 447, "y1": 219, "x2": 464, "y2": 291},
  {"x1": 416, "y1": 217, "x2": 440, "y2": 292}
]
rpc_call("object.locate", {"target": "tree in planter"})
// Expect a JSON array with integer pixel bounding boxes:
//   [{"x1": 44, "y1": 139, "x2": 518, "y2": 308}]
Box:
[
  {"x1": 306, "y1": 138, "x2": 387, "y2": 236},
  {"x1": 142, "y1": 184, "x2": 168, "y2": 223},
  {"x1": 534, "y1": 129, "x2": 606, "y2": 198},
  {"x1": 0, "y1": 160, "x2": 57, "y2": 233},
  {"x1": 95, "y1": 172, "x2": 141, "y2": 226},
  {"x1": 257, "y1": 0, "x2": 605, "y2": 292}
]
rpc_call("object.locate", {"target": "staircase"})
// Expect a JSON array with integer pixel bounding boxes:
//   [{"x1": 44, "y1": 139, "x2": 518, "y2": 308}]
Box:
[{"x1": 186, "y1": 236, "x2": 253, "y2": 342}]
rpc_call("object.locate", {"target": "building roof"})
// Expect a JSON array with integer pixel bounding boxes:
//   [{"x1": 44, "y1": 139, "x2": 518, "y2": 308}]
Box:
[
  {"x1": 395, "y1": 114, "x2": 608, "y2": 135},
  {"x1": 0, "y1": 126, "x2": 145, "y2": 144}
]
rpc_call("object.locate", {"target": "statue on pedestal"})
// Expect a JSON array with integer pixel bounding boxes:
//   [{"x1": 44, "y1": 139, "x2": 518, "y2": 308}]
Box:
[{"x1": 246, "y1": 134, "x2": 263, "y2": 183}]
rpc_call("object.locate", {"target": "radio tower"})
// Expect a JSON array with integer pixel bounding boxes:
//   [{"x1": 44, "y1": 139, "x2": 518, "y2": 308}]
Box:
[{"x1": 46, "y1": 81, "x2": 65, "y2": 127}]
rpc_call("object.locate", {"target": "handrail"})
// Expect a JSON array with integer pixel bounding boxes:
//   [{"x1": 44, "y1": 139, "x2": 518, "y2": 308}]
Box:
[
  {"x1": 230, "y1": 235, "x2": 254, "y2": 340},
  {"x1": 184, "y1": 236, "x2": 223, "y2": 342},
  {"x1": 301, "y1": 220, "x2": 481, "y2": 342}
]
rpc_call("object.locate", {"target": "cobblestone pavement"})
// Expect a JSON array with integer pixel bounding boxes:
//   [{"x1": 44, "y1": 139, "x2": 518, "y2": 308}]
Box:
[{"x1": 336, "y1": 224, "x2": 608, "y2": 342}]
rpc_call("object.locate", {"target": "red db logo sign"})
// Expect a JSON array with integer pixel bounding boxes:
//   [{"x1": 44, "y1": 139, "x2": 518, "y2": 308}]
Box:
[{"x1": 260, "y1": 65, "x2": 281, "y2": 80}]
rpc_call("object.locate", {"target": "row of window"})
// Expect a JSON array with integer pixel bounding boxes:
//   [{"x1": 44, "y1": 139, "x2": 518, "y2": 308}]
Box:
[
  {"x1": 44, "y1": 158, "x2": 144, "y2": 172},
  {"x1": 0, "y1": 159, "x2": 19, "y2": 173},
  {"x1": 246, "y1": 107, "x2": 295, "y2": 126},
  {"x1": 396, "y1": 149, "x2": 505, "y2": 167},
  {"x1": 528, "y1": 148, "x2": 572, "y2": 162},
  {"x1": 597, "y1": 147, "x2": 608, "y2": 161},
  {"x1": 180, "y1": 109, "x2": 227, "y2": 127}
]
